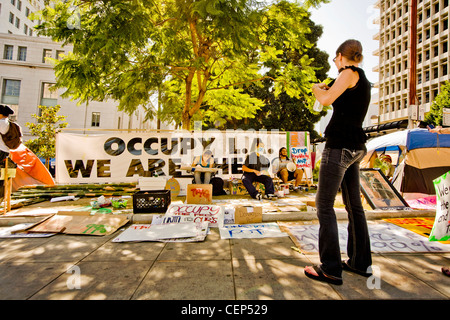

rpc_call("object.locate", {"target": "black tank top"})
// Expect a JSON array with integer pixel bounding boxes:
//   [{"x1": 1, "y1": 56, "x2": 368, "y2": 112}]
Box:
[{"x1": 324, "y1": 66, "x2": 371, "y2": 150}]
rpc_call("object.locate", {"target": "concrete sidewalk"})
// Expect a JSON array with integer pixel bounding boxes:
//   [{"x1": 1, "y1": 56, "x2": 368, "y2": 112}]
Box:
[
  {"x1": 0, "y1": 195, "x2": 449, "y2": 301},
  {"x1": 0, "y1": 224, "x2": 449, "y2": 300}
]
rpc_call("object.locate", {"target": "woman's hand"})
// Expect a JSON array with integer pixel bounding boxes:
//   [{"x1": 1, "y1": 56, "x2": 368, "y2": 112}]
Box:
[{"x1": 313, "y1": 83, "x2": 330, "y2": 91}]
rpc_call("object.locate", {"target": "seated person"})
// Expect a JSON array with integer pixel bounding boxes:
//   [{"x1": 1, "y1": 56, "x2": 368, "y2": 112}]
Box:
[
  {"x1": 272, "y1": 147, "x2": 305, "y2": 190},
  {"x1": 191, "y1": 150, "x2": 214, "y2": 184},
  {"x1": 241, "y1": 139, "x2": 276, "y2": 200}
]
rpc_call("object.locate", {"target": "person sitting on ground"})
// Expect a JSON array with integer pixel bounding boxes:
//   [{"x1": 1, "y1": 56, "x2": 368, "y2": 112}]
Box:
[
  {"x1": 272, "y1": 147, "x2": 305, "y2": 190},
  {"x1": 241, "y1": 139, "x2": 276, "y2": 200},
  {"x1": 191, "y1": 150, "x2": 214, "y2": 184}
]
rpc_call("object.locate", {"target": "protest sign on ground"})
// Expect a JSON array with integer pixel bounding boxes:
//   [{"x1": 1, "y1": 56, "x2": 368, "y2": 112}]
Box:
[{"x1": 430, "y1": 171, "x2": 450, "y2": 241}]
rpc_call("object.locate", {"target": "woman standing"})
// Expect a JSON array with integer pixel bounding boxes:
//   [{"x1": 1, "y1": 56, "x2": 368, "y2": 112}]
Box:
[{"x1": 304, "y1": 40, "x2": 372, "y2": 285}]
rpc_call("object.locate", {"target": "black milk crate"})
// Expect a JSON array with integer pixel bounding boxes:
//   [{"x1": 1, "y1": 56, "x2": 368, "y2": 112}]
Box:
[{"x1": 132, "y1": 190, "x2": 171, "y2": 213}]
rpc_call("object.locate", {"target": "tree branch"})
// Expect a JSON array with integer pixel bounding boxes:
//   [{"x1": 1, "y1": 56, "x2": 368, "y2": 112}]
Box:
[{"x1": 210, "y1": 76, "x2": 276, "y2": 90}]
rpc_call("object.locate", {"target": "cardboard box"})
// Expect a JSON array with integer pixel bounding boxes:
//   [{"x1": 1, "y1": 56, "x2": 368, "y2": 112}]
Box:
[
  {"x1": 234, "y1": 205, "x2": 263, "y2": 224},
  {"x1": 186, "y1": 184, "x2": 213, "y2": 204}
]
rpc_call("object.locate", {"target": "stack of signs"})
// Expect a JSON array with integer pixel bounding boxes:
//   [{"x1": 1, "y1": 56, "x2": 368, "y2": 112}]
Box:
[
  {"x1": 430, "y1": 171, "x2": 450, "y2": 241},
  {"x1": 112, "y1": 222, "x2": 204, "y2": 243},
  {"x1": 112, "y1": 203, "x2": 224, "y2": 242}
]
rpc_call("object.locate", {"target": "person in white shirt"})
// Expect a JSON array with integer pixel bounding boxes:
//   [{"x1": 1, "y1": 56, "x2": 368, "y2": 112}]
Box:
[
  {"x1": 271, "y1": 147, "x2": 305, "y2": 190},
  {"x1": 0, "y1": 105, "x2": 14, "y2": 201}
]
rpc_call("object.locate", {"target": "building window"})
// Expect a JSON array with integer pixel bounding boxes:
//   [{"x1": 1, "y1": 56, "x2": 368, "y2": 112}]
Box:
[
  {"x1": 40, "y1": 82, "x2": 58, "y2": 106},
  {"x1": 25, "y1": 7, "x2": 30, "y2": 17},
  {"x1": 91, "y1": 112, "x2": 100, "y2": 127},
  {"x1": 15, "y1": 17, "x2": 20, "y2": 29},
  {"x1": 2, "y1": 79, "x2": 21, "y2": 105},
  {"x1": 23, "y1": 24, "x2": 28, "y2": 35},
  {"x1": 56, "y1": 50, "x2": 65, "y2": 60},
  {"x1": 17, "y1": 0, "x2": 21, "y2": 11},
  {"x1": 3, "y1": 45, "x2": 13, "y2": 60},
  {"x1": 42, "y1": 49, "x2": 52, "y2": 63},
  {"x1": 17, "y1": 46, "x2": 26, "y2": 61},
  {"x1": 9, "y1": 12, "x2": 14, "y2": 24}
]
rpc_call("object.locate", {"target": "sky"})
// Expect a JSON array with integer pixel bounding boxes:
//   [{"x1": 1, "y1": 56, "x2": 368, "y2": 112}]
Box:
[{"x1": 310, "y1": 0, "x2": 380, "y2": 86}]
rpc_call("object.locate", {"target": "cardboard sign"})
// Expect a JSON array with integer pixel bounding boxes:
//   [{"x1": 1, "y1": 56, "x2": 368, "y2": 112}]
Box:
[
  {"x1": 290, "y1": 147, "x2": 311, "y2": 169},
  {"x1": 234, "y1": 206, "x2": 262, "y2": 224},
  {"x1": 186, "y1": 184, "x2": 212, "y2": 204},
  {"x1": 165, "y1": 203, "x2": 224, "y2": 228},
  {"x1": 24, "y1": 211, "x2": 128, "y2": 236},
  {"x1": 430, "y1": 171, "x2": 450, "y2": 241}
]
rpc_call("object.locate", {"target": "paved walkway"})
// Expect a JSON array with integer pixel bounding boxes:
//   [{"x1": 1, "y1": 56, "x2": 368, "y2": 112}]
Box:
[
  {"x1": 0, "y1": 196, "x2": 449, "y2": 303},
  {"x1": 1, "y1": 223, "x2": 449, "y2": 300}
]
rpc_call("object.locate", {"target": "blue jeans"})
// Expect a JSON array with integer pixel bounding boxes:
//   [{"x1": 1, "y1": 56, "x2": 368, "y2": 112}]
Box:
[{"x1": 316, "y1": 148, "x2": 372, "y2": 279}]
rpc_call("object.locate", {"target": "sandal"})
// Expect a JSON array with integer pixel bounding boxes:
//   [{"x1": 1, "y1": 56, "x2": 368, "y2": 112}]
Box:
[
  {"x1": 304, "y1": 265, "x2": 343, "y2": 285},
  {"x1": 342, "y1": 260, "x2": 372, "y2": 277},
  {"x1": 442, "y1": 267, "x2": 450, "y2": 277}
]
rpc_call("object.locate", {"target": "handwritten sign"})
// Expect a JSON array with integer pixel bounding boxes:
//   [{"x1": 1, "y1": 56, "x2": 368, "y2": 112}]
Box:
[
  {"x1": 280, "y1": 221, "x2": 450, "y2": 253},
  {"x1": 165, "y1": 203, "x2": 224, "y2": 227},
  {"x1": 186, "y1": 184, "x2": 212, "y2": 204},
  {"x1": 234, "y1": 206, "x2": 262, "y2": 224},
  {"x1": 430, "y1": 171, "x2": 450, "y2": 241},
  {"x1": 290, "y1": 147, "x2": 311, "y2": 169},
  {"x1": 219, "y1": 223, "x2": 288, "y2": 239}
]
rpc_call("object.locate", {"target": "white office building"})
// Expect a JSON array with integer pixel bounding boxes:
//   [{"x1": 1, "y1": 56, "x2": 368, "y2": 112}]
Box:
[
  {"x1": 373, "y1": 0, "x2": 450, "y2": 124},
  {"x1": 0, "y1": 0, "x2": 172, "y2": 141}
]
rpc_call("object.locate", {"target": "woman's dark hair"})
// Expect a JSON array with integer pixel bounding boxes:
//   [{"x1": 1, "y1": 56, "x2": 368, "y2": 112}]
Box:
[
  {"x1": 336, "y1": 39, "x2": 363, "y2": 63},
  {"x1": 0, "y1": 105, "x2": 14, "y2": 116}
]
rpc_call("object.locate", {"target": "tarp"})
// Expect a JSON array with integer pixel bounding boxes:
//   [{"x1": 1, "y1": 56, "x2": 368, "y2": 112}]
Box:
[
  {"x1": 9, "y1": 145, "x2": 55, "y2": 191},
  {"x1": 367, "y1": 128, "x2": 450, "y2": 151},
  {"x1": 365, "y1": 129, "x2": 450, "y2": 195}
]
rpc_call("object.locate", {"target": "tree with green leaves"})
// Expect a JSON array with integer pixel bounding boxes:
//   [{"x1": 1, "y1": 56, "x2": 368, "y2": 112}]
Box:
[
  {"x1": 425, "y1": 81, "x2": 450, "y2": 126},
  {"x1": 25, "y1": 105, "x2": 68, "y2": 169},
  {"x1": 215, "y1": 12, "x2": 330, "y2": 139},
  {"x1": 34, "y1": 0, "x2": 329, "y2": 130}
]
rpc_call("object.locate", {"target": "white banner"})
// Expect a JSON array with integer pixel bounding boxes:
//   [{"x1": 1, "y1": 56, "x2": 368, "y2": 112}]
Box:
[{"x1": 55, "y1": 130, "x2": 288, "y2": 184}]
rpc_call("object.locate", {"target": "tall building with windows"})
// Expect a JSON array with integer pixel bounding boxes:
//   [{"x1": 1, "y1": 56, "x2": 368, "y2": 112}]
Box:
[
  {"x1": 0, "y1": 0, "x2": 172, "y2": 141},
  {"x1": 0, "y1": 0, "x2": 44, "y2": 37},
  {"x1": 374, "y1": 0, "x2": 450, "y2": 125}
]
